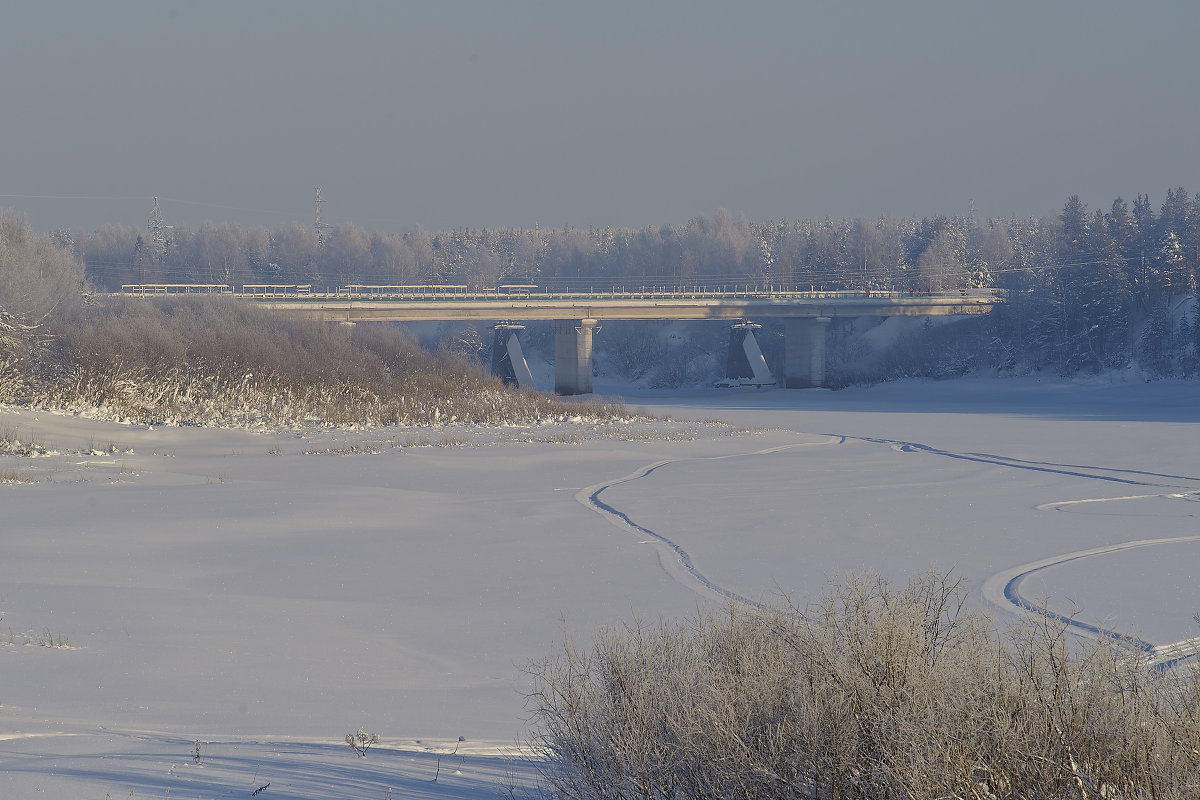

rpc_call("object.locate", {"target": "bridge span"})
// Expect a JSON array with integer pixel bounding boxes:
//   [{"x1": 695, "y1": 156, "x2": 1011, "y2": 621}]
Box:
[
  {"x1": 121, "y1": 285, "x2": 1003, "y2": 394},
  {"x1": 253, "y1": 288, "x2": 1003, "y2": 394}
]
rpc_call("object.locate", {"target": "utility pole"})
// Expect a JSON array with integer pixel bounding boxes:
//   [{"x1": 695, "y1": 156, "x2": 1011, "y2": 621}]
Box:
[
  {"x1": 147, "y1": 196, "x2": 173, "y2": 256},
  {"x1": 314, "y1": 187, "x2": 334, "y2": 247}
]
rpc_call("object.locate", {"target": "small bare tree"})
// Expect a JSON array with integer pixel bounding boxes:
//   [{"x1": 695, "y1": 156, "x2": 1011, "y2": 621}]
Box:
[{"x1": 345, "y1": 729, "x2": 380, "y2": 758}]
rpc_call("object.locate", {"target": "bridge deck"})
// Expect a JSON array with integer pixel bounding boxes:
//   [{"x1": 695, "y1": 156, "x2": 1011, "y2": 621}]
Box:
[{"x1": 248, "y1": 289, "x2": 1003, "y2": 322}]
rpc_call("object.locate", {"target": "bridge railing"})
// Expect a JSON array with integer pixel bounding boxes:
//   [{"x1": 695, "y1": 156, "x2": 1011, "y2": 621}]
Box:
[
  {"x1": 117, "y1": 283, "x2": 1004, "y2": 303},
  {"x1": 336, "y1": 284, "x2": 470, "y2": 298},
  {"x1": 121, "y1": 283, "x2": 232, "y2": 295},
  {"x1": 241, "y1": 284, "x2": 313, "y2": 297}
]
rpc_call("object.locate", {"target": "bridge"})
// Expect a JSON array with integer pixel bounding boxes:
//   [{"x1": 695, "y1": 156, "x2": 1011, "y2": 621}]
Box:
[{"x1": 122, "y1": 284, "x2": 1004, "y2": 394}]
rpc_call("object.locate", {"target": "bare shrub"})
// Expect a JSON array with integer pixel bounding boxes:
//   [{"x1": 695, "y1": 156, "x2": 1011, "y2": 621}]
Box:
[
  {"x1": 27, "y1": 296, "x2": 631, "y2": 428},
  {"x1": 345, "y1": 729, "x2": 380, "y2": 758},
  {"x1": 525, "y1": 570, "x2": 1200, "y2": 799}
]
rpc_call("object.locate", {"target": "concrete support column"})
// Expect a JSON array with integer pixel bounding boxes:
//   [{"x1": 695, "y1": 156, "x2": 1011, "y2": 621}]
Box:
[
  {"x1": 784, "y1": 316, "x2": 832, "y2": 388},
  {"x1": 553, "y1": 318, "x2": 598, "y2": 395}
]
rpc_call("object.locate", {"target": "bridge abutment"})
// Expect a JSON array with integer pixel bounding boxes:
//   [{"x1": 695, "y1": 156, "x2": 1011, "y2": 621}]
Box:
[
  {"x1": 784, "y1": 317, "x2": 832, "y2": 388},
  {"x1": 553, "y1": 318, "x2": 598, "y2": 395}
]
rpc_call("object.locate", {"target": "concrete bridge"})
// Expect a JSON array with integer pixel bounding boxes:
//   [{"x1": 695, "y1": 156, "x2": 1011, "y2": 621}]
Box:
[{"x1": 253, "y1": 287, "x2": 1003, "y2": 394}]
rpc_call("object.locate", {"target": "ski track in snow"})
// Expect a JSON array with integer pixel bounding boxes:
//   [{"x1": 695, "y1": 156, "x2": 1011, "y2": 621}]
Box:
[
  {"x1": 581, "y1": 431, "x2": 1200, "y2": 668},
  {"x1": 846, "y1": 434, "x2": 1200, "y2": 668},
  {"x1": 980, "y1": 537, "x2": 1200, "y2": 669},
  {"x1": 575, "y1": 436, "x2": 840, "y2": 611},
  {"x1": 840, "y1": 435, "x2": 1199, "y2": 487}
]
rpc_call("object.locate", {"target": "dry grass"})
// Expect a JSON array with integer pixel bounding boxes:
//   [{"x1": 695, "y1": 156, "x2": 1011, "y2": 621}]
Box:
[{"x1": 0, "y1": 468, "x2": 33, "y2": 483}]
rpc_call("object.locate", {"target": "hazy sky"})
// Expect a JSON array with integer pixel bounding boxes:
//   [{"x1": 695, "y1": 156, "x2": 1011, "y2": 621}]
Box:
[{"x1": 3, "y1": 1, "x2": 1198, "y2": 234}]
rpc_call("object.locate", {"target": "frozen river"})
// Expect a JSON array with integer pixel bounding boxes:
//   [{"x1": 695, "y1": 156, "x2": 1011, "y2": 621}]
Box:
[{"x1": 3, "y1": 375, "x2": 1198, "y2": 798}]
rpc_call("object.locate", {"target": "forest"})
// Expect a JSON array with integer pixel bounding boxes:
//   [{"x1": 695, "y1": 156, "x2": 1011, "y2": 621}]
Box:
[{"x1": 68, "y1": 189, "x2": 1200, "y2": 379}]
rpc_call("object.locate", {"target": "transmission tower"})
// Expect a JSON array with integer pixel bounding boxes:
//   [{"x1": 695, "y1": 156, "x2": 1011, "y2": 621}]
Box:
[
  {"x1": 314, "y1": 187, "x2": 335, "y2": 247},
  {"x1": 147, "y1": 196, "x2": 173, "y2": 255}
]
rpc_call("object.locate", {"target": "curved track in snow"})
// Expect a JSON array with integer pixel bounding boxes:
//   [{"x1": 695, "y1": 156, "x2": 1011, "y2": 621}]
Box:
[
  {"x1": 580, "y1": 429, "x2": 1200, "y2": 667},
  {"x1": 840, "y1": 434, "x2": 1200, "y2": 667},
  {"x1": 980, "y1": 536, "x2": 1200, "y2": 668},
  {"x1": 835, "y1": 434, "x2": 1200, "y2": 487},
  {"x1": 575, "y1": 436, "x2": 841, "y2": 609}
]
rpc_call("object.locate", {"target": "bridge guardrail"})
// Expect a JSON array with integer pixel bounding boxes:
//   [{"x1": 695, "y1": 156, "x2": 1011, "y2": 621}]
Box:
[{"x1": 117, "y1": 284, "x2": 1005, "y2": 304}]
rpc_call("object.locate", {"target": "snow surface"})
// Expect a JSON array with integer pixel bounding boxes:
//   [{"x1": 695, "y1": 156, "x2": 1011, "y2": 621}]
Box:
[{"x1": 3, "y1": 375, "x2": 1199, "y2": 798}]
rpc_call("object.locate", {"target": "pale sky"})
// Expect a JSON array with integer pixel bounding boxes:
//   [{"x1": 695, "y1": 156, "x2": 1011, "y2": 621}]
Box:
[{"x1": 3, "y1": 1, "x2": 1198, "y2": 233}]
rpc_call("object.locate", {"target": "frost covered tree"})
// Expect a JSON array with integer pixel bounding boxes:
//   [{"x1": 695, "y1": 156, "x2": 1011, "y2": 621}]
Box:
[
  {"x1": 0, "y1": 210, "x2": 85, "y2": 325},
  {"x1": 1083, "y1": 208, "x2": 1133, "y2": 367},
  {"x1": 0, "y1": 210, "x2": 86, "y2": 398},
  {"x1": 1130, "y1": 193, "x2": 1159, "y2": 309},
  {"x1": 1059, "y1": 194, "x2": 1088, "y2": 254},
  {"x1": 967, "y1": 217, "x2": 1010, "y2": 287},
  {"x1": 319, "y1": 223, "x2": 374, "y2": 287},
  {"x1": 268, "y1": 222, "x2": 319, "y2": 283},
  {"x1": 917, "y1": 225, "x2": 966, "y2": 291},
  {"x1": 1160, "y1": 231, "x2": 1195, "y2": 301}
]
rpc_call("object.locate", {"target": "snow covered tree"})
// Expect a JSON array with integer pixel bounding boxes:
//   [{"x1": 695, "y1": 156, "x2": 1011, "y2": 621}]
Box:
[
  {"x1": 319, "y1": 223, "x2": 374, "y2": 287},
  {"x1": 1107, "y1": 197, "x2": 1138, "y2": 257},
  {"x1": 0, "y1": 210, "x2": 85, "y2": 324},
  {"x1": 1130, "y1": 193, "x2": 1159, "y2": 309},
  {"x1": 1192, "y1": 297, "x2": 1200, "y2": 374},
  {"x1": 1159, "y1": 231, "x2": 1194, "y2": 301},
  {"x1": 268, "y1": 223, "x2": 319, "y2": 284},
  {"x1": 967, "y1": 218, "x2": 1010, "y2": 288},
  {"x1": 916, "y1": 223, "x2": 967, "y2": 291},
  {"x1": 1059, "y1": 194, "x2": 1088, "y2": 255},
  {"x1": 1159, "y1": 186, "x2": 1191, "y2": 240},
  {"x1": 1080, "y1": 209, "x2": 1133, "y2": 368},
  {"x1": 0, "y1": 211, "x2": 86, "y2": 398}
]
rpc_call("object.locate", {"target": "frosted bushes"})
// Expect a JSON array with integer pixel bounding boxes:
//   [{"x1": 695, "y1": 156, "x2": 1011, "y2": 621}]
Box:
[
  {"x1": 26, "y1": 296, "x2": 630, "y2": 428},
  {"x1": 0, "y1": 354, "x2": 29, "y2": 401},
  {"x1": 39, "y1": 359, "x2": 528, "y2": 428},
  {"x1": 525, "y1": 571, "x2": 1200, "y2": 800}
]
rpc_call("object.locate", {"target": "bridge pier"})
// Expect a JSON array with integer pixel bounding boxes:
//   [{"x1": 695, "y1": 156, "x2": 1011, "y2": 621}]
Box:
[
  {"x1": 553, "y1": 318, "x2": 599, "y2": 395},
  {"x1": 784, "y1": 317, "x2": 832, "y2": 388},
  {"x1": 491, "y1": 323, "x2": 537, "y2": 389}
]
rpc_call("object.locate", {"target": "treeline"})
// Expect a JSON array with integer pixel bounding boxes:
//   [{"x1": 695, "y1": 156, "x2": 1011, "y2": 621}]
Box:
[
  {"x1": 74, "y1": 211, "x2": 1010, "y2": 292},
  {"x1": 14, "y1": 187, "x2": 1200, "y2": 379},
  {"x1": 73, "y1": 193, "x2": 1199, "y2": 299},
  {"x1": 993, "y1": 191, "x2": 1199, "y2": 375},
  {"x1": 72, "y1": 191, "x2": 1200, "y2": 377}
]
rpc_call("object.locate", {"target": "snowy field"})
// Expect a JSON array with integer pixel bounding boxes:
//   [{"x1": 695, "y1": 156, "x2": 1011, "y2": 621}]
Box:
[{"x1": 3, "y1": 375, "x2": 1199, "y2": 798}]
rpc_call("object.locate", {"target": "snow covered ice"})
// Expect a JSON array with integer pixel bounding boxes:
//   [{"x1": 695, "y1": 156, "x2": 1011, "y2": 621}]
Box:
[{"x1": 2, "y1": 375, "x2": 1199, "y2": 798}]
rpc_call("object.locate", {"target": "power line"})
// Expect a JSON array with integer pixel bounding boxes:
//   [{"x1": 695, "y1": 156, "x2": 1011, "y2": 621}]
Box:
[
  {"x1": 0, "y1": 193, "x2": 149, "y2": 201},
  {"x1": 0, "y1": 193, "x2": 305, "y2": 221}
]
